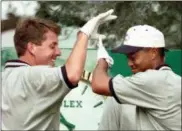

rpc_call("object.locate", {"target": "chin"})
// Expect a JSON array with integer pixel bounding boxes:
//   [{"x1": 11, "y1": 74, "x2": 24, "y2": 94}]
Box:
[
  {"x1": 131, "y1": 70, "x2": 137, "y2": 74},
  {"x1": 51, "y1": 63, "x2": 55, "y2": 67},
  {"x1": 131, "y1": 69, "x2": 140, "y2": 74},
  {"x1": 48, "y1": 62, "x2": 55, "y2": 67},
  {"x1": 132, "y1": 72, "x2": 137, "y2": 74}
]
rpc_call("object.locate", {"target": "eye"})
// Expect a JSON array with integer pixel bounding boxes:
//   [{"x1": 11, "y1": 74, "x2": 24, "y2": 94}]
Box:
[
  {"x1": 127, "y1": 55, "x2": 136, "y2": 62},
  {"x1": 130, "y1": 56, "x2": 135, "y2": 61},
  {"x1": 127, "y1": 54, "x2": 136, "y2": 62},
  {"x1": 50, "y1": 45, "x2": 55, "y2": 49}
]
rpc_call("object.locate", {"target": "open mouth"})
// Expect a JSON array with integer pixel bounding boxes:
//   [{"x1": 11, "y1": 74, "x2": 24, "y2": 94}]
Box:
[{"x1": 52, "y1": 59, "x2": 56, "y2": 62}]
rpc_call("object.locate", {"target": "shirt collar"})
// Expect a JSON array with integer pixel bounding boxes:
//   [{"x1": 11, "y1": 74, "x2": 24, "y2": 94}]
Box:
[
  {"x1": 155, "y1": 64, "x2": 171, "y2": 71},
  {"x1": 4, "y1": 59, "x2": 30, "y2": 69}
]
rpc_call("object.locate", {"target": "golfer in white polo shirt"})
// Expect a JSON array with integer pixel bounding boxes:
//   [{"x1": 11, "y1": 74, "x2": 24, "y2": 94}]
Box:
[
  {"x1": 91, "y1": 25, "x2": 181, "y2": 130},
  {"x1": 2, "y1": 10, "x2": 117, "y2": 130}
]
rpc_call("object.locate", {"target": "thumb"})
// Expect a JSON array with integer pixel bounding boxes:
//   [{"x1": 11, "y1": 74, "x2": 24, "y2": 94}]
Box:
[
  {"x1": 91, "y1": 34, "x2": 106, "y2": 40},
  {"x1": 98, "y1": 36, "x2": 104, "y2": 48},
  {"x1": 99, "y1": 34, "x2": 106, "y2": 40}
]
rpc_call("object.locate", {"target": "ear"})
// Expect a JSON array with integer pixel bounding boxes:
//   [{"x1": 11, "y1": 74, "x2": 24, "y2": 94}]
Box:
[
  {"x1": 27, "y1": 42, "x2": 36, "y2": 55},
  {"x1": 151, "y1": 48, "x2": 158, "y2": 60}
]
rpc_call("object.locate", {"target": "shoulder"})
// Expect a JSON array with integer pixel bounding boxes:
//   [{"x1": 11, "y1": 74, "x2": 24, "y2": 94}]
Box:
[
  {"x1": 24, "y1": 65, "x2": 60, "y2": 75},
  {"x1": 112, "y1": 69, "x2": 167, "y2": 89},
  {"x1": 133, "y1": 68, "x2": 170, "y2": 83},
  {"x1": 144, "y1": 66, "x2": 180, "y2": 83},
  {"x1": 9, "y1": 66, "x2": 61, "y2": 85},
  {"x1": 113, "y1": 71, "x2": 150, "y2": 86}
]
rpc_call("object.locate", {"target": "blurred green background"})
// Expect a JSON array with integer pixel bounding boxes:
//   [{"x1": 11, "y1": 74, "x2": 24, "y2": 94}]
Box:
[{"x1": 109, "y1": 50, "x2": 181, "y2": 76}]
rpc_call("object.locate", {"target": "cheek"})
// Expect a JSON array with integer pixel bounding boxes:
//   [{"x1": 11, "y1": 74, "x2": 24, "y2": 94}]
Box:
[
  {"x1": 137, "y1": 56, "x2": 151, "y2": 69},
  {"x1": 134, "y1": 57, "x2": 147, "y2": 67},
  {"x1": 45, "y1": 50, "x2": 54, "y2": 57},
  {"x1": 133, "y1": 58, "x2": 143, "y2": 66},
  {"x1": 35, "y1": 48, "x2": 54, "y2": 61}
]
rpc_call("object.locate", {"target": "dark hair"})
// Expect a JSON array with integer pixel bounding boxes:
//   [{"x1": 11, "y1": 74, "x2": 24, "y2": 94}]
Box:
[
  {"x1": 158, "y1": 48, "x2": 165, "y2": 57},
  {"x1": 143, "y1": 47, "x2": 165, "y2": 58},
  {"x1": 14, "y1": 17, "x2": 61, "y2": 57}
]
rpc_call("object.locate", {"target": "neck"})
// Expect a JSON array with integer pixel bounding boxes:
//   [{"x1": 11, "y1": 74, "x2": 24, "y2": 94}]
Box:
[
  {"x1": 152, "y1": 57, "x2": 165, "y2": 69},
  {"x1": 19, "y1": 55, "x2": 36, "y2": 66}
]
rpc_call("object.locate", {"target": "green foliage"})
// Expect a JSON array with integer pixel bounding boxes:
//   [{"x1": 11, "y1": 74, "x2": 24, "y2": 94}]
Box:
[
  {"x1": 1, "y1": 48, "x2": 18, "y2": 71},
  {"x1": 1, "y1": 48, "x2": 17, "y2": 65},
  {"x1": 34, "y1": 1, "x2": 181, "y2": 49}
]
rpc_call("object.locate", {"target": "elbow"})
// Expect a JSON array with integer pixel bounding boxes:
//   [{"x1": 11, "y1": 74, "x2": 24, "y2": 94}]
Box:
[
  {"x1": 91, "y1": 79, "x2": 101, "y2": 94},
  {"x1": 91, "y1": 77, "x2": 111, "y2": 96},
  {"x1": 68, "y1": 71, "x2": 81, "y2": 85},
  {"x1": 65, "y1": 65, "x2": 81, "y2": 85}
]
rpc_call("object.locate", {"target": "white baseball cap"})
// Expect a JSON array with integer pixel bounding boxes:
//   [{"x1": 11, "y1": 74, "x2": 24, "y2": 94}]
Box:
[{"x1": 112, "y1": 25, "x2": 168, "y2": 54}]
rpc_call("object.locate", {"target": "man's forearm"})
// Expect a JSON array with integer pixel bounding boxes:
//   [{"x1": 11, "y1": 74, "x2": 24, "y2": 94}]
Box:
[
  {"x1": 93, "y1": 59, "x2": 109, "y2": 84},
  {"x1": 91, "y1": 59, "x2": 111, "y2": 96},
  {"x1": 65, "y1": 32, "x2": 88, "y2": 85}
]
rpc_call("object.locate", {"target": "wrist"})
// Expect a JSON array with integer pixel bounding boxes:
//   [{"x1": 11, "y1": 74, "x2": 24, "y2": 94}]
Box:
[
  {"x1": 98, "y1": 59, "x2": 109, "y2": 69},
  {"x1": 77, "y1": 31, "x2": 89, "y2": 39}
]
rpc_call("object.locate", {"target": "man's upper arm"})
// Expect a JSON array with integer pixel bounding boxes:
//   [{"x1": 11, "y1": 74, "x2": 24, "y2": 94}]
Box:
[{"x1": 109, "y1": 72, "x2": 167, "y2": 109}]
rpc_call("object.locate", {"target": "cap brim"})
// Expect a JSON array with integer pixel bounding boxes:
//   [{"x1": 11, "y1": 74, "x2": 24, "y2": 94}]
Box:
[
  {"x1": 164, "y1": 48, "x2": 169, "y2": 52},
  {"x1": 112, "y1": 45, "x2": 143, "y2": 54}
]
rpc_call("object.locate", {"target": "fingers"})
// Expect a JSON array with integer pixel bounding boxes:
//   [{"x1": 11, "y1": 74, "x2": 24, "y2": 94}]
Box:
[
  {"x1": 99, "y1": 15, "x2": 117, "y2": 25},
  {"x1": 98, "y1": 36, "x2": 103, "y2": 47},
  {"x1": 98, "y1": 9, "x2": 114, "y2": 19},
  {"x1": 103, "y1": 15, "x2": 117, "y2": 22},
  {"x1": 106, "y1": 57, "x2": 114, "y2": 67}
]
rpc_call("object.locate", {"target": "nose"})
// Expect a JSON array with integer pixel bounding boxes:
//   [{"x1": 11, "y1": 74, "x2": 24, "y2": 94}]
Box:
[
  {"x1": 128, "y1": 58, "x2": 133, "y2": 67},
  {"x1": 55, "y1": 47, "x2": 61, "y2": 56}
]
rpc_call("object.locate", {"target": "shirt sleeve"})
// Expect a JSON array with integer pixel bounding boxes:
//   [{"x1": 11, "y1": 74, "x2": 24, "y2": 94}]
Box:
[
  {"x1": 109, "y1": 71, "x2": 168, "y2": 109},
  {"x1": 26, "y1": 65, "x2": 78, "y2": 102}
]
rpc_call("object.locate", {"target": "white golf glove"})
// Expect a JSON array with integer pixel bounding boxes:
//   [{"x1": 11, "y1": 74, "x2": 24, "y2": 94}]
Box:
[
  {"x1": 80, "y1": 9, "x2": 117, "y2": 39},
  {"x1": 97, "y1": 37, "x2": 114, "y2": 67}
]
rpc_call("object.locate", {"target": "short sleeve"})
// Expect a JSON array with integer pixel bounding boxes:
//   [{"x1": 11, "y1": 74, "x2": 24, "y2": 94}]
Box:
[
  {"x1": 109, "y1": 71, "x2": 167, "y2": 109},
  {"x1": 25, "y1": 65, "x2": 78, "y2": 102}
]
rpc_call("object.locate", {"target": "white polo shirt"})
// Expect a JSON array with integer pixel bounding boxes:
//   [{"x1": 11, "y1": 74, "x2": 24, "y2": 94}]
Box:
[
  {"x1": 107, "y1": 65, "x2": 181, "y2": 130},
  {"x1": 2, "y1": 60, "x2": 78, "y2": 130}
]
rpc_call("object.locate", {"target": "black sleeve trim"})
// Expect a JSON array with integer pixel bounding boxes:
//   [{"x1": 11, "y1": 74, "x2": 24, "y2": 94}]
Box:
[
  {"x1": 61, "y1": 66, "x2": 78, "y2": 89},
  {"x1": 109, "y1": 78, "x2": 121, "y2": 104}
]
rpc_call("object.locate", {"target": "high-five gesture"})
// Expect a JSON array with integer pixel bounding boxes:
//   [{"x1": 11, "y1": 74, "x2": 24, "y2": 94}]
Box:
[{"x1": 80, "y1": 9, "x2": 117, "y2": 39}]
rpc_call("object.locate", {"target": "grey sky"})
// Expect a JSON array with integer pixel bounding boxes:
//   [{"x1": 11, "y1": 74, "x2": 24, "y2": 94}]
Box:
[{"x1": 2, "y1": 1, "x2": 39, "y2": 20}]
